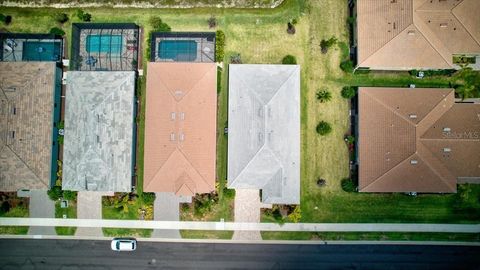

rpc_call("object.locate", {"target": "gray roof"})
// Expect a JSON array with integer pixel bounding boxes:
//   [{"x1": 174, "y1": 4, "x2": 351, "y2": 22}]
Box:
[
  {"x1": 0, "y1": 62, "x2": 57, "y2": 191},
  {"x1": 227, "y1": 64, "x2": 300, "y2": 204},
  {"x1": 62, "y1": 71, "x2": 135, "y2": 192}
]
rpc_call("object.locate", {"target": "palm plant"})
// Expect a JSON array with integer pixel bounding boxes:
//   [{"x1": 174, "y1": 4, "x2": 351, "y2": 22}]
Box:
[{"x1": 316, "y1": 89, "x2": 332, "y2": 103}]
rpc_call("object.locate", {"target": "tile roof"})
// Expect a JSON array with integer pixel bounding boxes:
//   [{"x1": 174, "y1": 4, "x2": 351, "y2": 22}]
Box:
[
  {"x1": 62, "y1": 71, "x2": 135, "y2": 192},
  {"x1": 358, "y1": 87, "x2": 480, "y2": 193},
  {"x1": 227, "y1": 64, "x2": 300, "y2": 204},
  {"x1": 357, "y1": 0, "x2": 480, "y2": 69},
  {"x1": 143, "y1": 62, "x2": 217, "y2": 195},
  {"x1": 0, "y1": 62, "x2": 57, "y2": 191}
]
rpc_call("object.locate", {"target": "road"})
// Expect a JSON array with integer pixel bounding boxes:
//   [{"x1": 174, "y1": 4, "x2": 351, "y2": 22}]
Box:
[{"x1": 0, "y1": 239, "x2": 479, "y2": 269}]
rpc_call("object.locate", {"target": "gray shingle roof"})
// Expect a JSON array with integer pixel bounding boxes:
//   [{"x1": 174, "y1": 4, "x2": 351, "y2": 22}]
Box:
[
  {"x1": 227, "y1": 64, "x2": 300, "y2": 204},
  {"x1": 62, "y1": 71, "x2": 135, "y2": 192}
]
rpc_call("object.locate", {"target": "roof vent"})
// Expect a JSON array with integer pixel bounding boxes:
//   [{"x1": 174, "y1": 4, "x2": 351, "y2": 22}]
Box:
[
  {"x1": 179, "y1": 133, "x2": 185, "y2": 141},
  {"x1": 443, "y1": 148, "x2": 451, "y2": 153},
  {"x1": 407, "y1": 30, "x2": 415, "y2": 35},
  {"x1": 440, "y1": 23, "x2": 448, "y2": 28},
  {"x1": 443, "y1": 127, "x2": 451, "y2": 132},
  {"x1": 170, "y1": 133, "x2": 176, "y2": 141},
  {"x1": 171, "y1": 112, "x2": 176, "y2": 120},
  {"x1": 175, "y1": 90, "x2": 183, "y2": 96},
  {"x1": 180, "y1": 112, "x2": 185, "y2": 120},
  {"x1": 5, "y1": 87, "x2": 16, "y2": 92},
  {"x1": 410, "y1": 160, "x2": 418, "y2": 165},
  {"x1": 409, "y1": 114, "x2": 417, "y2": 119}
]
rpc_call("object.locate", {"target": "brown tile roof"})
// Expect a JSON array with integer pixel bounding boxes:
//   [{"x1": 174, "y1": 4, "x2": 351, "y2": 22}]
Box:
[
  {"x1": 143, "y1": 62, "x2": 217, "y2": 195},
  {"x1": 358, "y1": 87, "x2": 480, "y2": 193},
  {"x1": 0, "y1": 62, "x2": 57, "y2": 191},
  {"x1": 357, "y1": 0, "x2": 480, "y2": 69}
]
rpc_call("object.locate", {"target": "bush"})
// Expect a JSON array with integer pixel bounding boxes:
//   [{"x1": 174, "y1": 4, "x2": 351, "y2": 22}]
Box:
[
  {"x1": 316, "y1": 178, "x2": 326, "y2": 187},
  {"x1": 0, "y1": 201, "x2": 11, "y2": 215},
  {"x1": 340, "y1": 59, "x2": 354, "y2": 73},
  {"x1": 320, "y1": 36, "x2": 337, "y2": 54},
  {"x1": 223, "y1": 187, "x2": 235, "y2": 200},
  {"x1": 63, "y1": 190, "x2": 77, "y2": 201},
  {"x1": 0, "y1": 14, "x2": 12, "y2": 25},
  {"x1": 208, "y1": 16, "x2": 217, "y2": 28},
  {"x1": 76, "y1": 9, "x2": 92, "y2": 22},
  {"x1": 341, "y1": 178, "x2": 357, "y2": 192},
  {"x1": 316, "y1": 121, "x2": 332, "y2": 136},
  {"x1": 49, "y1": 27, "x2": 65, "y2": 36},
  {"x1": 149, "y1": 16, "x2": 171, "y2": 32},
  {"x1": 230, "y1": 53, "x2": 242, "y2": 64},
  {"x1": 345, "y1": 135, "x2": 355, "y2": 144},
  {"x1": 215, "y1": 30, "x2": 225, "y2": 62},
  {"x1": 288, "y1": 206, "x2": 301, "y2": 223},
  {"x1": 53, "y1": 13, "x2": 69, "y2": 24},
  {"x1": 142, "y1": 192, "x2": 156, "y2": 205},
  {"x1": 47, "y1": 186, "x2": 63, "y2": 201},
  {"x1": 341, "y1": 86, "x2": 356, "y2": 99},
  {"x1": 282, "y1": 55, "x2": 297, "y2": 65},
  {"x1": 316, "y1": 89, "x2": 332, "y2": 103},
  {"x1": 287, "y1": 22, "x2": 296, "y2": 34}
]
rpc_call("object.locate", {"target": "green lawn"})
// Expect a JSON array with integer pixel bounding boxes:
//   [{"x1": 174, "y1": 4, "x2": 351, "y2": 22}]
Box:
[
  {"x1": 54, "y1": 199, "x2": 77, "y2": 235},
  {"x1": 0, "y1": 205, "x2": 29, "y2": 235}
]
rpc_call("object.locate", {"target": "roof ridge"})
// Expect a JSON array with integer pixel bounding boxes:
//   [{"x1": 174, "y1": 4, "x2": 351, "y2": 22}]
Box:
[
  {"x1": 416, "y1": 91, "x2": 453, "y2": 138},
  {"x1": 144, "y1": 147, "x2": 177, "y2": 190},
  {"x1": 451, "y1": 3, "x2": 480, "y2": 47},
  {"x1": 420, "y1": 137, "x2": 480, "y2": 142},
  {"x1": 5, "y1": 144, "x2": 44, "y2": 185},
  {"x1": 265, "y1": 66, "x2": 299, "y2": 106},
  {"x1": 177, "y1": 146, "x2": 214, "y2": 189},
  {"x1": 363, "y1": 89, "x2": 417, "y2": 126},
  {"x1": 417, "y1": 143, "x2": 456, "y2": 191},
  {"x1": 229, "y1": 144, "x2": 267, "y2": 187}
]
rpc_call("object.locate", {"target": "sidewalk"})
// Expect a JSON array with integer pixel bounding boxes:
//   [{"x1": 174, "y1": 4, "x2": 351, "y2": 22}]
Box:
[{"x1": 28, "y1": 190, "x2": 55, "y2": 235}]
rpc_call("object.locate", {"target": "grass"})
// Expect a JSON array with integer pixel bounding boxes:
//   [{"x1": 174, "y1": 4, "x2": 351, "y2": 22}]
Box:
[
  {"x1": 54, "y1": 199, "x2": 77, "y2": 235},
  {"x1": 261, "y1": 232, "x2": 480, "y2": 242},
  {"x1": 0, "y1": 205, "x2": 29, "y2": 235},
  {"x1": 180, "y1": 230, "x2": 233, "y2": 239}
]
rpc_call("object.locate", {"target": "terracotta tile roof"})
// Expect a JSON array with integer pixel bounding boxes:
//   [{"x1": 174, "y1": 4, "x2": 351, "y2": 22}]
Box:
[
  {"x1": 0, "y1": 62, "x2": 57, "y2": 191},
  {"x1": 143, "y1": 62, "x2": 217, "y2": 195},
  {"x1": 357, "y1": 0, "x2": 480, "y2": 69},
  {"x1": 358, "y1": 87, "x2": 480, "y2": 193}
]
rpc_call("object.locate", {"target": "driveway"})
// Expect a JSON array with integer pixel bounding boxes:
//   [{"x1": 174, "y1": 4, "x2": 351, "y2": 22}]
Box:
[
  {"x1": 232, "y1": 189, "x2": 265, "y2": 240},
  {"x1": 28, "y1": 190, "x2": 55, "y2": 235},
  {"x1": 75, "y1": 191, "x2": 112, "y2": 237},
  {"x1": 152, "y1": 192, "x2": 185, "y2": 239}
]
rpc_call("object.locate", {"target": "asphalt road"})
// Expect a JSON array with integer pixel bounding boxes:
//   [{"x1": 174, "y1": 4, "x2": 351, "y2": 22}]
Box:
[{"x1": 0, "y1": 239, "x2": 479, "y2": 270}]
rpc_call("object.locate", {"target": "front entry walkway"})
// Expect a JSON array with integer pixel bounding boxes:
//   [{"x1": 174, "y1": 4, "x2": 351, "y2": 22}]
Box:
[
  {"x1": 28, "y1": 190, "x2": 55, "y2": 235},
  {"x1": 75, "y1": 191, "x2": 112, "y2": 237},
  {"x1": 232, "y1": 189, "x2": 264, "y2": 240},
  {"x1": 152, "y1": 192, "x2": 185, "y2": 239}
]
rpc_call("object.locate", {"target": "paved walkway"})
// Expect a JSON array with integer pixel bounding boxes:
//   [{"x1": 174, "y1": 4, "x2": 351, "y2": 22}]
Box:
[
  {"x1": 232, "y1": 189, "x2": 266, "y2": 240},
  {"x1": 151, "y1": 192, "x2": 183, "y2": 239},
  {"x1": 75, "y1": 192, "x2": 112, "y2": 237},
  {"x1": 28, "y1": 190, "x2": 55, "y2": 235},
  {"x1": 4, "y1": 218, "x2": 480, "y2": 233}
]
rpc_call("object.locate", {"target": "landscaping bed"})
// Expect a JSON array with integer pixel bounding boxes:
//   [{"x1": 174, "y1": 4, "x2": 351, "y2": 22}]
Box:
[{"x1": 0, "y1": 192, "x2": 29, "y2": 235}]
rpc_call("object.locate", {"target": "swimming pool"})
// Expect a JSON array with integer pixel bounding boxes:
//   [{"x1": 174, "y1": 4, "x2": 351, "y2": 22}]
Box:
[
  {"x1": 158, "y1": 40, "x2": 197, "y2": 61},
  {"x1": 22, "y1": 41, "x2": 61, "y2": 61},
  {"x1": 86, "y1": 35, "x2": 123, "y2": 54}
]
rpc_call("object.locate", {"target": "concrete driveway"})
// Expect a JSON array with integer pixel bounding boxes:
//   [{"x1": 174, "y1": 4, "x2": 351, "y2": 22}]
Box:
[
  {"x1": 75, "y1": 191, "x2": 112, "y2": 237},
  {"x1": 28, "y1": 190, "x2": 56, "y2": 235},
  {"x1": 152, "y1": 192, "x2": 188, "y2": 239}
]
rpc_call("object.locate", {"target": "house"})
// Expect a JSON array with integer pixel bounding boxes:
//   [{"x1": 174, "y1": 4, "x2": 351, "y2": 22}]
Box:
[
  {"x1": 356, "y1": 0, "x2": 480, "y2": 70},
  {"x1": 358, "y1": 87, "x2": 480, "y2": 193},
  {"x1": 0, "y1": 62, "x2": 62, "y2": 191},
  {"x1": 143, "y1": 62, "x2": 217, "y2": 195},
  {"x1": 227, "y1": 64, "x2": 300, "y2": 204},
  {"x1": 62, "y1": 71, "x2": 136, "y2": 192}
]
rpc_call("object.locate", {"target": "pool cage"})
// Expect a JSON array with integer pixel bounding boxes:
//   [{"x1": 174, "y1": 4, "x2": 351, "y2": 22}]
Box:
[
  {"x1": 150, "y1": 32, "x2": 215, "y2": 63},
  {"x1": 71, "y1": 23, "x2": 139, "y2": 71},
  {"x1": 0, "y1": 33, "x2": 63, "y2": 62}
]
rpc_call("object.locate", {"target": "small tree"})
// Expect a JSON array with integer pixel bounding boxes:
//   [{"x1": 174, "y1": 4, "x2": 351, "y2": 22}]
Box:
[
  {"x1": 340, "y1": 59, "x2": 354, "y2": 73},
  {"x1": 47, "y1": 186, "x2": 63, "y2": 201},
  {"x1": 76, "y1": 9, "x2": 92, "y2": 22},
  {"x1": 320, "y1": 36, "x2": 337, "y2": 54},
  {"x1": 0, "y1": 14, "x2": 12, "y2": 25},
  {"x1": 316, "y1": 89, "x2": 332, "y2": 103},
  {"x1": 341, "y1": 86, "x2": 356, "y2": 99},
  {"x1": 49, "y1": 27, "x2": 65, "y2": 36},
  {"x1": 316, "y1": 121, "x2": 332, "y2": 136},
  {"x1": 149, "y1": 16, "x2": 171, "y2": 32},
  {"x1": 53, "y1": 13, "x2": 69, "y2": 24},
  {"x1": 282, "y1": 55, "x2": 297, "y2": 65},
  {"x1": 208, "y1": 16, "x2": 217, "y2": 28}
]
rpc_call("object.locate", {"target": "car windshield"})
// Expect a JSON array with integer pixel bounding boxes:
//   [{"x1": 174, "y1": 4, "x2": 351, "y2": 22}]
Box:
[{"x1": 116, "y1": 242, "x2": 120, "y2": 250}]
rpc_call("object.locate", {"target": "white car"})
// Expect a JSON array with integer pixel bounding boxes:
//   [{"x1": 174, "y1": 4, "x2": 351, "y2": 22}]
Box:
[{"x1": 111, "y1": 238, "x2": 137, "y2": 251}]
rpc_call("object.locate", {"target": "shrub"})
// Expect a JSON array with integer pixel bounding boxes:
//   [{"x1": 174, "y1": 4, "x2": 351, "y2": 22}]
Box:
[
  {"x1": 345, "y1": 135, "x2": 355, "y2": 144},
  {"x1": 142, "y1": 192, "x2": 156, "y2": 205},
  {"x1": 341, "y1": 178, "x2": 357, "y2": 192},
  {"x1": 316, "y1": 121, "x2": 332, "y2": 136},
  {"x1": 208, "y1": 16, "x2": 217, "y2": 28},
  {"x1": 287, "y1": 22, "x2": 296, "y2": 34},
  {"x1": 340, "y1": 59, "x2": 354, "y2": 73},
  {"x1": 282, "y1": 55, "x2": 297, "y2": 65},
  {"x1": 149, "y1": 16, "x2": 171, "y2": 32},
  {"x1": 0, "y1": 14, "x2": 5, "y2": 23},
  {"x1": 63, "y1": 190, "x2": 77, "y2": 201},
  {"x1": 320, "y1": 36, "x2": 337, "y2": 54},
  {"x1": 76, "y1": 9, "x2": 92, "y2": 22},
  {"x1": 47, "y1": 186, "x2": 63, "y2": 201},
  {"x1": 57, "y1": 135, "x2": 64, "y2": 145},
  {"x1": 223, "y1": 187, "x2": 235, "y2": 200},
  {"x1": 316, "y1": 178, "x2": 326, "y2": 187},
  {"x1": 288, "y1": 206, "x2": 301, "y2": 223},
  {"x1": 316, "y1": 89, "x2": 332, "y2": 103},
  {"x1": 230, "y1": 53, "x2": 242, "y2": 64},
  {"x1": 49, "y1": 27, "x2": 65, "y2": 36},
  {"x1": 341, "y1": 86, "x2": 356, "y2": 99},
  {"x1": 53, "y1": 13, "x2": 69, "y2": 24},
  {"x1": 215, "y1": 30, "x2": 225, "y2": 62},
  {"x1": 0, "y1": 201, "x2": 11, "y2": 215},
  {"x1": 347, "y1": 16, "x2": 356, "y2": 25},
  {"x1": 0, "y1": 14, "x2": 12, "y2": 25}
]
